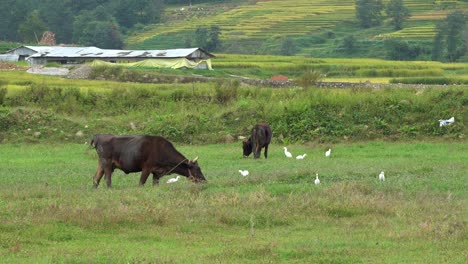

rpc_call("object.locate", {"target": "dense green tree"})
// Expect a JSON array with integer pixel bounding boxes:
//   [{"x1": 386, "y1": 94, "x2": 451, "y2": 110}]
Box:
[
  {"x1": 73, "y1": 7, "x2": 123, "y2": 48},
  {"x1": 0, "y1": 0, "x2": 34, "y2": 41},
  {"x1": 431, "y1": 30, "x2": 444, "y2": 61},
  {"x1": 445, "y1": 11, "x2": 466, "y2": 62},
  {"x1": 38, "y1": 0, "x2": 74, "y2": 43},
  {"x1": 384, "y1": 39, "x2": 424, "y2": 60},
  {"x1": 279, "y1": 37, "x2": 297, "y2": 56},
  {"x1": 194, "y1": 26, "x2": 221, "y2": 52},
  {"x1": 432, "y1": 11, "x2": 467, "y2": 62},
  {"x1": 206, "y1": 26, "x2": 222, "y2": 52},
  {"x1": 115, "y1": 0, "x2": 163, "y2": 30},
  {"x1": 18, "y1": 10, "x2": 48, "y2": 43},
  {"x1": 194, "y1": 27, "x2": 209, "y2": 49},
  {"x1": 342, "y1": 35, "x2": 357, "y2": 53},
  {"x1": 386, "y1": 0, "x2": 411, "y2": 30},
  {"x1": 355, "y1": 0, "x2": 384, "y2": 28}
]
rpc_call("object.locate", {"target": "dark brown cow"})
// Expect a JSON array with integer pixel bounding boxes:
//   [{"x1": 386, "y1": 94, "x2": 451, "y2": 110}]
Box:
[
  {"x1": 242, "y1": 123, "x2": 272, "y2": 159},
  {"x1": 90, "y1": 134, "x2": 206, "y2": 188}
]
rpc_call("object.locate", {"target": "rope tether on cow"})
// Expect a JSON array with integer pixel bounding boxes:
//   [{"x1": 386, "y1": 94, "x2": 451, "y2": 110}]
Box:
[{"x1": 164, "y1": 158, "x2": 188, "y2": 176}]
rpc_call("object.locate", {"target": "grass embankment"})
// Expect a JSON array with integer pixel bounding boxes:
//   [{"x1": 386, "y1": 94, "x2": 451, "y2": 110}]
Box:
[
  {"x1": 0, "y1": 142, "x2": 466, "y2": 263},
  {"x1": 0, "y1": 70, "x2": 466, "y2": 145}
]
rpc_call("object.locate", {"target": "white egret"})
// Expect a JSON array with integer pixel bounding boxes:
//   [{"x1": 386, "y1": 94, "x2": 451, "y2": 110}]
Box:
[
  {"x1": 239, "y1": 170, "x2": 249, "y2": 177},
  {"x1": 284, "y1": 147, "x2": 292, "y2": 158},
  {"x1": 379, "y1": 171, "x2": 385, "y2": 181},
  {"x1": 325, "y1": 148, "x2": 331, "y2": 157},
  {"x1": 296, "y1": 154, "x2": 307, "y2": 160},
  {"x1": 166, "y1": 176, "x2": 180, "y2": 183},
  {"x1": 314, "y1": 173, "x2": 320, "y2": 185}
]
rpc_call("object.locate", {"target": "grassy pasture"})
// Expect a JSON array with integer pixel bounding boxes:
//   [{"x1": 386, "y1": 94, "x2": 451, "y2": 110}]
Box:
[{"x1": 0, "y1": 141, "x2": 466, "y2": 263}]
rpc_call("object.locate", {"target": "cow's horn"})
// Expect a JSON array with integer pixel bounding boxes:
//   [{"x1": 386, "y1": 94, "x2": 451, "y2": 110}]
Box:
[{"x1": 192, "y1": 156, "x2": 199, "y2": 162}]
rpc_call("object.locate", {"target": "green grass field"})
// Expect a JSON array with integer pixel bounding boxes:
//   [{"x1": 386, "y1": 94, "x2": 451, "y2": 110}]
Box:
[{"x1": 0, "y1": 141, "x2": 466, "y2": 263}]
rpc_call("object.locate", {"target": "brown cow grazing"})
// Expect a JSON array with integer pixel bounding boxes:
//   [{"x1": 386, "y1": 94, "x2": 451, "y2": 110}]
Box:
[
  {"x1": 90, "y1": 134, "x2": 206, "y2": 188},
  {"x1": 242, "y1": 123, "x2": 272, "y2": 159}
]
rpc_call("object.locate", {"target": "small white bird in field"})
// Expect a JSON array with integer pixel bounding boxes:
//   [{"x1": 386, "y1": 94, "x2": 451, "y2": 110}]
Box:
[
  {"x1": 325, "y1": 148, "x2": 331, "y2": 157},
  {"x1": 438, "y1": 117, "x2": 455, "y2": 127},
  {"x1": 166, "y1": 176, "x2": 180, "y2": 183},
  {"x1": 314, "y1": 173, "x2": 320, "y2": 185},
  {"x1": 296, "y1": 154, "x2": 307, "y2": 160},
  {"x1": 379, "y1": 171, "x2": 385, "y2": 181},
  {"x1": 284, "y1": 147, "x2": 293, "y2": 158},
  {"x1": 239, "y1": 170, "x2": 249, "y2": 177}
]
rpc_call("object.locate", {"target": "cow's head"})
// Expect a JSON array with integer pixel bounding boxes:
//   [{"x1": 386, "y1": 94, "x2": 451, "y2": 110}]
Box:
[
  {"x1": 187, "y1": 157, "x2": 206, "y2": 183},
  {"x1": 242, "y1": 138, "x2": 252, "y2": 158}
]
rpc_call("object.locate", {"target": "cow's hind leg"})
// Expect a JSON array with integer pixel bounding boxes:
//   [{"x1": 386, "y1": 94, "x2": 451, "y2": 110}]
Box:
[
  {"x1": 264, "y1": 144, "x2": 269, "y2": 159},
  {"x1": 93, "y1": 160, "x2": 105, "y2": 188},
  {"x1": 100, "y1": 159, "x2": 113, "y2": 188},
  {"x1": 139, "y1": 169, "x2": 151, "y2": 186}
]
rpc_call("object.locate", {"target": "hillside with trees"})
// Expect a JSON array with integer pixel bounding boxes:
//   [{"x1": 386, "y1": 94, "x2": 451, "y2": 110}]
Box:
[{"x1": 0, "y1": 0, "x2": 467, "y2": 61}]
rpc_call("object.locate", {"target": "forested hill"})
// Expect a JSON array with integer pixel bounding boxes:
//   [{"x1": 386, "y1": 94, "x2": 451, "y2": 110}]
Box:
[{"x1": 0, "y1": 0, "x2": 467, "y2": 61}]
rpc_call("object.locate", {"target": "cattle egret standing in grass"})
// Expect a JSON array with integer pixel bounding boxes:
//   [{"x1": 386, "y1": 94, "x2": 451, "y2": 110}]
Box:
[
  {"x1": 239, "y1": 170, "x2": 249, "y2": 177},
  {"x1": 284, "y1": 147, "x2": 292, "y2": 158},
  {"x1": 325, "y1": 148, "x2": 331, "y2": 157},
  {"x1": 379, "y1": 171, "x2": 385, "y2": 181},
  {"x1": 438, "y1": 117, "x2": 455, "y2": 127},
  {"x1": 167, "y1": 176, "x2": 180, "y2": 183},
  {"x1": 314, "y1": 173, "x2": 320, "y2": 185},
  {"x1": 296, "y1": 154, "x2": 307, "y2": 160}
]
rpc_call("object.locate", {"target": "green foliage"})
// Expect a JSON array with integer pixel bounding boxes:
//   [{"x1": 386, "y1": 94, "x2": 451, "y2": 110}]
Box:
[
  {"x1": 355, "y1": 0, "x2": 385, "y2": 28},
  {"x1": 341, "y1": 35, "x2": 357, "y2": 54},
  {"x1": 386, "y1": 0, "x2": 411, "y2": 30},
  {"x1": 18, "y1": 10, "x2": 47, "y2": 43},
  {"x1": 0, "y1": 83, "x2": 7, "y2": 105},
  {"x1": 73, "y1": 7, "x2": 124, "y2": 48},
  {"x1": 431, "y1": 31, "x2": 444, "y2": 61},
  {"x1": 279, "y1": 37, "x2": 297, "y2": 56},
  {"x1": 214, "y1": 79, "x2": 240, "y2": 103},
  {"x1": 384, "y1": 39, "x2": 427, "y2": 60},
  {"x1": 296, "y1": 70, "x2": 323, "y2": 89},
  {"x1": 433, "y1": 11, "x2": 467, "y2": 62},
  {"x1": 194, "y1": 26, "x2": 222, "y2": 52},
  {"x1": 445, "y1": 11, "x2": 467, "y2": 62}
]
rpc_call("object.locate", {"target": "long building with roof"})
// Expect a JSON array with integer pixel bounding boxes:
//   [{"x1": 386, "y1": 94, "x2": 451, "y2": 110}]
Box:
[{"x1": 3, "y1": 46, "x2": 215, "y2": 70}]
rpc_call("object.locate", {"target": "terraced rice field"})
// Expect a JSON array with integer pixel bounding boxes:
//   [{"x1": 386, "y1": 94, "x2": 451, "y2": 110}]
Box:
[
  {"x1": 376, "y1": 26, "x2": 437, "y2": 40},
  {"x1": 127, "y1": 0, "x2": 356, "y2": 44},
  {"x1": 128, "y1": 0, "x2": 468, "y2": 47}
]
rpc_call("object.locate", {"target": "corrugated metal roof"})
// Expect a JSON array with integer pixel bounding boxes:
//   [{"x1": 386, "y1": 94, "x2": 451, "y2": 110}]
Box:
[{"x1": 26, "y1": 47, "x2": 212, "y2": 58}]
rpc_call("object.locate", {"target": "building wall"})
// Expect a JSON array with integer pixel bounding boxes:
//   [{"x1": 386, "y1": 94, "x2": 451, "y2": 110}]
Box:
[
  {"x1": 6, "y1": 47, "x2": 37, "y2": 60},
  {"x1": 0, "y1": 54, "x2": 19, "y2": 62}
]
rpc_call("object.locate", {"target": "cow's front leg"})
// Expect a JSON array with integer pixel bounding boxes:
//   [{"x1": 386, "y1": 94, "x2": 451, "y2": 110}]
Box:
[
  {"x1": 139, "y1": 169, "x2": 151, "y2": 186},
  {"x1": 252, "y1": 141, "x2": 259, "y2": 159},
  {"x1": 254, "y1": 145, "x2": 261, "y2": 159},
  {"x1": 93, "y1": 160, "x2": 104, "y2": 188},
  {"x1": 152, "y1": 173, "x2": 162, "y2": 186}
]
